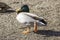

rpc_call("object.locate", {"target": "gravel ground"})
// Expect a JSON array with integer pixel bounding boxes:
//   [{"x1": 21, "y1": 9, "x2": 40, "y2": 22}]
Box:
[{"x1": 0, "y1": 0, "x2": 60, "y2": 40}]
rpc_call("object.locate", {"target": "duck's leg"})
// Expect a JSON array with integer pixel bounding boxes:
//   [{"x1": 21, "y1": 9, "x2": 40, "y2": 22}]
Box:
[
  {"x1": 34, "y1": 22, "x2": 37, "y2": 32},
  {"x1": 22, "y1": 27, "x2": 30, "y2": 34}
]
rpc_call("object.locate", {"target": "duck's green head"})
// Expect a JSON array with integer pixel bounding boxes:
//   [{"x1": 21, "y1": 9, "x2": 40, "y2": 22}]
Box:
[{"x1": 16, "y1": 5, "x2": 29, "y2": 14}]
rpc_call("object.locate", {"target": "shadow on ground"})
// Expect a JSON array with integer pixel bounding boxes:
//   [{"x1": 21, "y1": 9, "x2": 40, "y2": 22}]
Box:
[{"x1": 34, "y1": 30, "x2": 60, "y2": 37}]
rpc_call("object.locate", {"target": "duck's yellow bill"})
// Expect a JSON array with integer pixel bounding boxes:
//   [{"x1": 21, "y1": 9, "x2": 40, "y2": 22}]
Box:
[{"x1": 16, "y1": 8, "x2": 20, "y2": 13}]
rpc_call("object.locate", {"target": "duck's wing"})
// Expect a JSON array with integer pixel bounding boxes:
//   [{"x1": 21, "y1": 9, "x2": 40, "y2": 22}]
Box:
[
  {"x1": 25, "y1": 13, "x2": 47, "y2": 25},
  {"x1": 25, "y1": 13, "x2": 43, "y2": 20}
]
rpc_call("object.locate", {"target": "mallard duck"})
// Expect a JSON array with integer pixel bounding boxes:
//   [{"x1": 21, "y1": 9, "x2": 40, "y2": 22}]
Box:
[
  {"x1": 0, "y1": 2, "x2": 11, "y2": 12},
  {"x1": 16, "y1": 5, "x2": 47, "y2": 34}
]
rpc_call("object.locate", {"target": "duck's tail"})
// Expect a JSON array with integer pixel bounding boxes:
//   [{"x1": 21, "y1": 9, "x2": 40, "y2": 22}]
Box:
[
  {"x1": 37, "y1": 18, "x2": 47, "y2": 26},
  {"x1": 40, "y1": 19, "x2": 47, "y2": 25}
]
